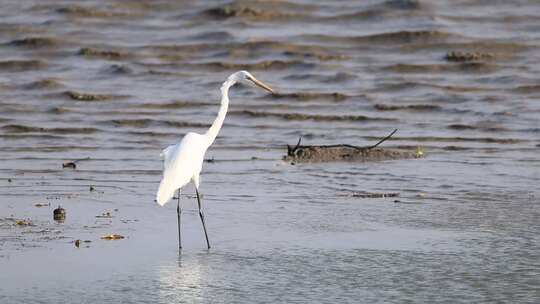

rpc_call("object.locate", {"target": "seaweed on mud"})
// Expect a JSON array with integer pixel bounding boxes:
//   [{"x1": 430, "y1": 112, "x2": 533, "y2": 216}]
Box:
[
  {"x1": 445, "y1": 51, "x2": 495, "y2": 62},
  {"x1": 25, "y1": 79, "x2": 63, "y2": 90},
  {"x1": 9, "y1": 37, "x2": 61, "y2": 48},
  {"x1": 236, "y1": 110, "x2": 394, "y2": 122},
  {"x1": 78, "y1": 47, "x2": 131, "y2": 60},
  {"x1": 63, "y1": 90, "x2": 126, "y2": 101},
  {"x1": 0, "y1": 60, "x2": 47, "y2": 72}
]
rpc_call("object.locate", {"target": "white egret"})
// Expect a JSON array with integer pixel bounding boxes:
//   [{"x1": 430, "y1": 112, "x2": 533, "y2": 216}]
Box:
[{"x1": 156, "y1": 70, "x2": 274, "y2": 250}]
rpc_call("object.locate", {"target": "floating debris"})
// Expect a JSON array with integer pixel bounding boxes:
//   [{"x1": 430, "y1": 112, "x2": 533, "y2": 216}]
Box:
[
  {"x1": 416, "y1": 146, "x2": 424, "y2": 157},
  {"x1": 16, "y1": 219, "x2": 31, "y2": 226},
  {"x1": 62, "y1": 157, "x2": 90, "y2": 169},
  {"x1": 53, "y1": 206, "x2": 66, "y2": 222},
  {"x1": 89, "y1": 185, "x2": 95, "y2": 192},
  {"x1": 95, "y1": 211, "x2": 113, "y2": 218},
  {"x1": 34, "y1": 203, "x2": 50, "y2": 207},
  {"x1": 75, "y1": 239, "x2": 81, "y2": 248},
  {"x1": 350, "y1": 192, "x2": 399, "y2": 198},
  {"x1": 393, "y1": 200, "x2": 422, "y2": 204},
  {"x1": 101, "y1": 234, "x2": 124, "y2": 240},
  {"x1": 7, "y1": 178, "x2": 12, "y2": 183}
]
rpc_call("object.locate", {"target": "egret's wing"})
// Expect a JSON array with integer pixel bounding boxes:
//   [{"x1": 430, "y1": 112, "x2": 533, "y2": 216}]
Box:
[
  {"x1": 156, "y1": 133, "x2": 207, "y2": 206},
  {"x1": 160, "y1": 144, "x2": 177, "y2": 170}
]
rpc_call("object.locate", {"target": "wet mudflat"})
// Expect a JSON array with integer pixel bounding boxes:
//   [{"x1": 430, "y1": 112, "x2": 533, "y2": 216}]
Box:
[{"x1": 1, "y1": 0, "x2": 540, "y2": 303}]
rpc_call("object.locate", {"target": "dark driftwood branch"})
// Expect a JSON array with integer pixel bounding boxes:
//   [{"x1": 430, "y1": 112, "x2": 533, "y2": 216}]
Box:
[
  {"x1": 287, "y1": 136, "x2": 302, "y2": 155},
  {"x1": 367, "y1": 128, "x2": 398, "y2": 149},
  {"x1": 288, "y1": 129, "x2": 398, "y2": 155}
]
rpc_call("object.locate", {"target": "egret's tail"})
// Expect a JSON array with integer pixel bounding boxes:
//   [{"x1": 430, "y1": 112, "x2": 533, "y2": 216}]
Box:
[{"x1": 156, "y1": 179, "x2": 176, "y2": 206}]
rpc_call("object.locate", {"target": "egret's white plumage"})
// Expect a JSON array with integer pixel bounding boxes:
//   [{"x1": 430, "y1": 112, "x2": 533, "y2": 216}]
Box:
[
  {"x1": 154, "y1": 70, "x2": 274, "y2": 249},
  {"x1": 156, "y1": 132, "x2": 206, "y2": 206}
]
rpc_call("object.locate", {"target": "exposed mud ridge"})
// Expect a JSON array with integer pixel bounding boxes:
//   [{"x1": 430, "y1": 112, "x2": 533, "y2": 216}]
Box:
[
  {"x1": 283, "y1": 50, "x2": 347, "y2": 61},
  {"x1": 284, "y1": 72, "x2": 356, "y2": 83},
  {"x1": 234, "y1": 110, "x2": 394, "y2": 122},
  {"x1": 396, "y1": 136, "x2": 522, "y2": 144},
  {"x1": 382, "y1": 0, "x2": 424, "y2": 10},
  {"x1": 109, "y1": 119, "x2": 210, "y2": 129},
  {"x1": 374, "y1": 104, "x2": 441, "y2": 111},
  {"x1": 9, "y1": 37, "x2": 62, "y2": 48},
  {"x1": 102, "y1": 64, "x2": 133, "y2": 75},
  {"x1": 225, "y1": 40, "x2": 347, "y2": 61},
  {"x1": 445, "y1": 51, "x2": 495, "y2": 62},
  {"x1": 233, "y1": 41, "x2": 344, "y2": 60},
  {"x1": 356, "y1": 30, "x2": 454, "y2": 44},
  {"x1": 1, "y1": 124, "x2": 98, "y2": 134},
  {"x1": 297, "y1": 30, "x2": 456, "y2": 47},
  {"x1": 64, "y1": 90, "x2": 125, "y2": 101},
  {"x1": 149, "y1": 40, "x2": 345, "y2": 62},
  {"x1": 0, "y1": 60, "x2": 47, "y2": 72},
  {"x1": 204, "y1": 1, "x2": 312, "y2": 21},
  {"x1": 510, "y1": 85, "x2": 540, "y2": 94},
  {"x1": 56, "y1": 5, "x2": 136, "y2": 18},
  {"x1": 385, "y1": 62, "x2": 497, "y2": 74},
  {"x1": 375, "y1": 81, "x2": 485, "y2": 93},
  {"x1": 401, "y1": 41, "x2": 529, "y2": 53},
  {"x1": 270, "y1": 92, "x2": 349, "y2": 101},
  {"x1": 138, "y1": 101, "x2": 215, "y2": 109},
  {"x1": 196, "y1": 60, "x2": 313, "y2": 71},
  {"x1": 78, "y1": 47, "x2": 131, "y2": 60},
  {"x1": 284, "y1": 130, "x2": 421, "y2": 163},
  {"x1": 205, "y1": 6, "x2": 287, "y2": 19},
  {"x1": 331, "y1": 0, "x2": 428, "y2": 21},
  {"x1": 447, "y1": 124, "x2": 507, "y2": 132},
  {"x1": 24, "y1": 78, "x2": 63, "y2": 90}
]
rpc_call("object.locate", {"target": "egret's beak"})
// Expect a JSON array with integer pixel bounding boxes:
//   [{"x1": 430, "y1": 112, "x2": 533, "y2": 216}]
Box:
[{"x1": 247, "y1": 76, "x2": 275, "y2": 94}]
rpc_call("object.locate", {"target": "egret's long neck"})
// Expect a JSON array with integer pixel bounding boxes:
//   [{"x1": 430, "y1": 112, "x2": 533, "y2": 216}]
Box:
[{"x1": 205, "y1": 79, "x2": 234, "y2": 147}]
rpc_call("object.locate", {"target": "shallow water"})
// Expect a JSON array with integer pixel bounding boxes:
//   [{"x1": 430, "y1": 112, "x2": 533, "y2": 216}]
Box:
[{"x1": 1, "y1": 0, "x2": 539, "y2": 303}]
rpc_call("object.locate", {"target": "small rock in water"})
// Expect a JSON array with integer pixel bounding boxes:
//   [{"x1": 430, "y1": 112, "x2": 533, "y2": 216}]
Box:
[
  {"x1": 62, "y1": 161, "x2": 76, "y2": 169},
  {"x1": 53, "y1": 206, "x2": 66, "y2": 222}
]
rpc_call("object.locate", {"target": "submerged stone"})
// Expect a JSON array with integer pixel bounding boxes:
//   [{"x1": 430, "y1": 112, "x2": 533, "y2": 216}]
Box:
[{"x1": 53, "y1": 206, "x2": 66, "y2": 222}]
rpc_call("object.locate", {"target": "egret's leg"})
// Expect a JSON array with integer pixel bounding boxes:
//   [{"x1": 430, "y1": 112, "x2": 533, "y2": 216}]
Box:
[
  {"x1": 195, "y1": 188, "x2": 211, "y2": 249},
  {"x1": 177, "y1": 189, "x2": 182, "y2": 250}
]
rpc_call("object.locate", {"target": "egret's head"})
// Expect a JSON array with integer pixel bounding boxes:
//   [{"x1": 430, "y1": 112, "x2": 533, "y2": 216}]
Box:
[{"x1": 230, "y1": 70, "x2": 274, "y2": 94}]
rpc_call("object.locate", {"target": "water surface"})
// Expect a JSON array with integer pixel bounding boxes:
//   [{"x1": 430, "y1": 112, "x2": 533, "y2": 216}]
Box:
[{"x1": 1, "y1": 0, "x2": 539, "y2": 303}]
